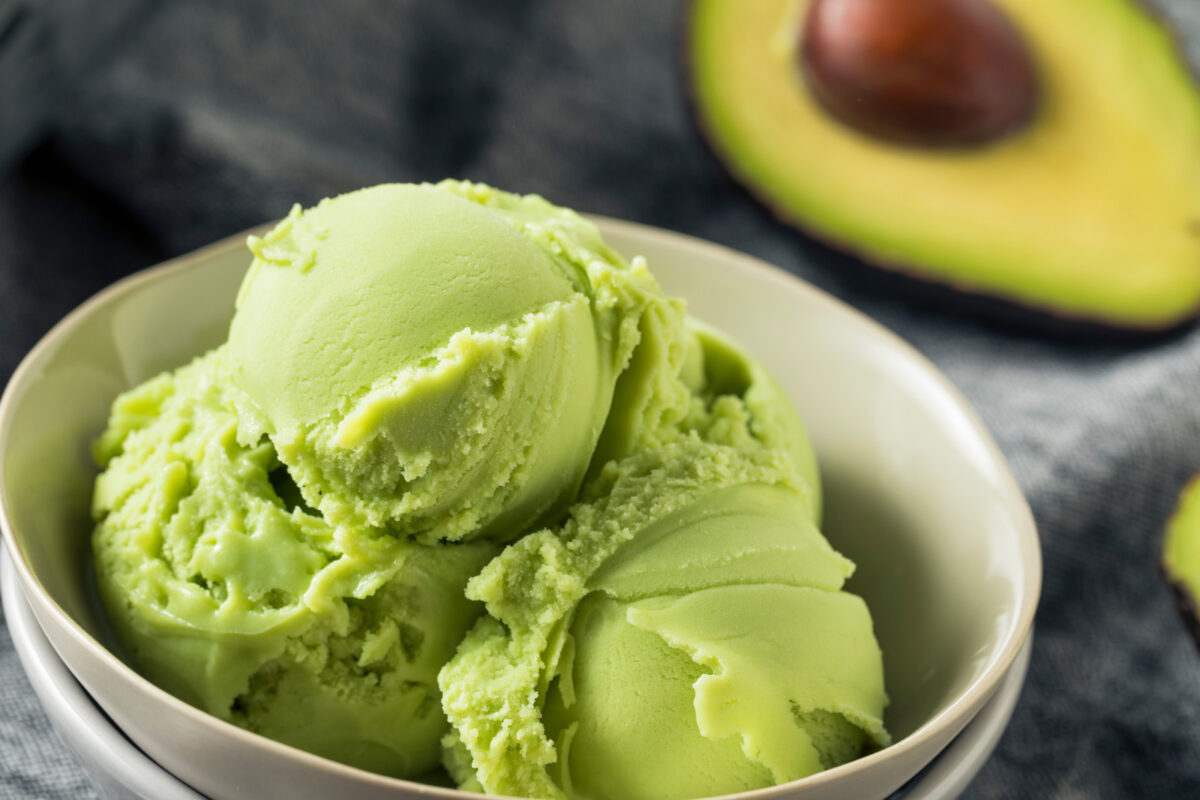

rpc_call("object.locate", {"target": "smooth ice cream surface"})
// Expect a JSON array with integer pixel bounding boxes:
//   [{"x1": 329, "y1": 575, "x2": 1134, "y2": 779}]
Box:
[
  {"x1": 226, "y1": 181, "x2": 680, "y2": 543},
  {"x1": 91, "y1": 179, "x2": 887, "y2": 797}
]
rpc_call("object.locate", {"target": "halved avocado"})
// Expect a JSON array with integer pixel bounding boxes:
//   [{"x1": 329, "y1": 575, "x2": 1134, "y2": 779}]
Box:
[
  {"x1": 688, "y1": 0, "x2": 1200, "y2": 329},
  {"x1": 1164, "y1": 475, "x2": 1200, "y2": 645}
]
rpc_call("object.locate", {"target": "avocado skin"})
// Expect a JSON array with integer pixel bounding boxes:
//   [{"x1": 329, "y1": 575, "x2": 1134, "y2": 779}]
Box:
[
  {"x1": 684, "y1": 0, "x2": 1200, "y2": 333},
  {"x1": 1167, "y1": 578, "x2": 1200, "y2": 657}
]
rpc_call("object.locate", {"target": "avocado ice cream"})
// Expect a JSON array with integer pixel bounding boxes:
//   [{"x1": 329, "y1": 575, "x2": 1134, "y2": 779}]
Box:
[
  {"x1": 439, "y1": 440, "x2": 887, "y2": 800},
  {"x1": 91, "y1": 180, "x2": 887, "y2": 796},
  {"x1": 92, "y1": 352, "x2": 497, "y2": 775},
  {"x1": 226, "y1": 181, "x2": 672, "y2": 543}
]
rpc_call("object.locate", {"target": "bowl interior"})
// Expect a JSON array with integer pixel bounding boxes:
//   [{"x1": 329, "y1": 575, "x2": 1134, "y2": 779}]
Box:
[
  {"x1": 2, "y1": 242, "x2": 246, "y2": 655},
  {"x1": 0, "y1": 220, "x2": 1037, "y2": 794}
]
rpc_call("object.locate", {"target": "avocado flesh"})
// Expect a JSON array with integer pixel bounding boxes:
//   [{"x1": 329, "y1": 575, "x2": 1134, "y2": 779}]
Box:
[
  {"x1": 1164, "y1": 475, "x2": 1200, "y2": 643},
  {"x1": 690, "y1": 0, "x2": 1200, "y2": 329}
]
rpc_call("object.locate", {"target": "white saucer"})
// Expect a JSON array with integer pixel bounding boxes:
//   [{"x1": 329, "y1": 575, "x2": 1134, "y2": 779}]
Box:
[
  {"x1": 2, "y1": 545, "x2": 1029, "y2": 800},
  {"x1": 2, "y1": 546, "x2": 203, "y2": 800}
]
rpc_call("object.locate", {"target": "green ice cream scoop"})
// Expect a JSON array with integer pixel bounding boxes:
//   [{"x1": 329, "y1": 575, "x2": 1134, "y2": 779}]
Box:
[
  {"x1": 92, "y1": 351, "x2": 497, "y2": 777},
  {"x1": 227, "y1": 181, "x2": 675, "y2": 543},
  {"x1": 679, "y1": 318, "x2": 822, "y2": 521},
  {"x1": 591, "y1": 313, "x2": 823, "y2": 519},
  {"x1": 90, "y1": 177, "x2": 880, "y2": 794},
  {"x1": 439, "y1": 440, "x2": 888, "y2": 800}
]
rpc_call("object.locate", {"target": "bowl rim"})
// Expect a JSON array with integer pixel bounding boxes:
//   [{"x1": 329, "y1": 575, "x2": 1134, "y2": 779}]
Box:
[{"x1": 0, "y1": 214, "x2": 1042, "y2": 800}]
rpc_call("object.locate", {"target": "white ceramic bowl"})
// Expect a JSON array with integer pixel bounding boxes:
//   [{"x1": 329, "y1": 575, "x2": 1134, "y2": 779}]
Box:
[
  {"x1": 0, "y1": 542, "x2": 1032, "y2": 800},
  {"x1": 0, "y1": 217, "x2": 1041, "y2": 800},
  {"x1": 0, "y1": 544, "x2": 1030, "y2": 800}
]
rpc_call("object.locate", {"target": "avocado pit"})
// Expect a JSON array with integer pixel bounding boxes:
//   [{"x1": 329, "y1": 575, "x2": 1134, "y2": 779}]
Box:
[{"x1": 800, "y1": 0, "x2": 1040, "y2": 147}]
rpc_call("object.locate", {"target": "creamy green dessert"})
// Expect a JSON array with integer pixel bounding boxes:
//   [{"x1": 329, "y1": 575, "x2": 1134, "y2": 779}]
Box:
[
  {"x1": 226, "y1": 181, "x2": 678, "y2": 544},
  {"x1": 92, "y1": 180, "x2": 887, "y2": 796},
  {"x1": 92, "y1": 352, "x2": 497, "y2": 776},
  {"x1": 439, "y1": 440, "x2": 887, "y2": 800}
]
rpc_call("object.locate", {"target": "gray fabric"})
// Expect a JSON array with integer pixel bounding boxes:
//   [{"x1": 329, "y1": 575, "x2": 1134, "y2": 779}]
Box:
[
  {"x1": 0, "y1": 622, "x2": 96, "y2": 798},
  {"x1": 2, "y1": 1, "x2": 1199, "y2": 797}
]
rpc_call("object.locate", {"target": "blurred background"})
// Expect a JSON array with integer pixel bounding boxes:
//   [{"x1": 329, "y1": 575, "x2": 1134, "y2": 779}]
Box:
[{"x1": 3, "y1": 0, "x2": 1200, "y2": 797}]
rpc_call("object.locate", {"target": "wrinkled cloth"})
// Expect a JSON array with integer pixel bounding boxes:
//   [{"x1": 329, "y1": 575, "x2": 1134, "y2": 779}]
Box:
[{"x1": 3, "y1": 1, "x2": 1200, "y2": 798}]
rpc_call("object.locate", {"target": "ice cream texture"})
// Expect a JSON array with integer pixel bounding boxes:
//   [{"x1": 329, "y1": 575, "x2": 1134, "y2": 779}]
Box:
[
  {"x1": 226, "y1": 181, "x2": 675, "y2": 543},
  {"x1": 91, "y1": 180, "x2": 888, "y2": 796},
  {"x1": 439, "y1": 441, "x2": 887, "y2": 800},
  {"x1": 92, "y1": 352, "x2": 498, "y2": 776}
]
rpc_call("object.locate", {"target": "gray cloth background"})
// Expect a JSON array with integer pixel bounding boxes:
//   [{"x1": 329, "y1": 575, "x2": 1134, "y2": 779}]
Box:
[{"x1": 3, "y1": 1, "x2": 1200, "y2": 797}]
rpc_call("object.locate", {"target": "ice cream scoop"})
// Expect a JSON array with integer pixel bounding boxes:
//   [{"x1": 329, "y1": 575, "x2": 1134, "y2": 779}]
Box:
[
  {"x1": 439, "y1": 439, "x2": 888, "y2": 800},
  {"x1": 679, "y1": 319, "x2": 822, "y2": 520},
  {"x1": 227, "y1": 181, "x2": 680, "y2": 543},
  {"x1": 92, "y1": 352, "x2": 497, "y2": 777},
  {"x1": 91, "y1": 181, "x2": 697, "y2": 778}
]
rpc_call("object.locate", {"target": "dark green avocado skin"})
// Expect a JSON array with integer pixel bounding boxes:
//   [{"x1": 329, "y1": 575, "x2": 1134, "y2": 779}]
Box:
[{"x1": 1168, "y1": 576, "x2": 1200, "y2": 655}]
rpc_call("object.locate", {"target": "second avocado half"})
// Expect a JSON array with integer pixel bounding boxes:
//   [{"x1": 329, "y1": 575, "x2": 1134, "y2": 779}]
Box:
[{"x1": 689, "y1": 0, "x2": 1200, "y2": 330}]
